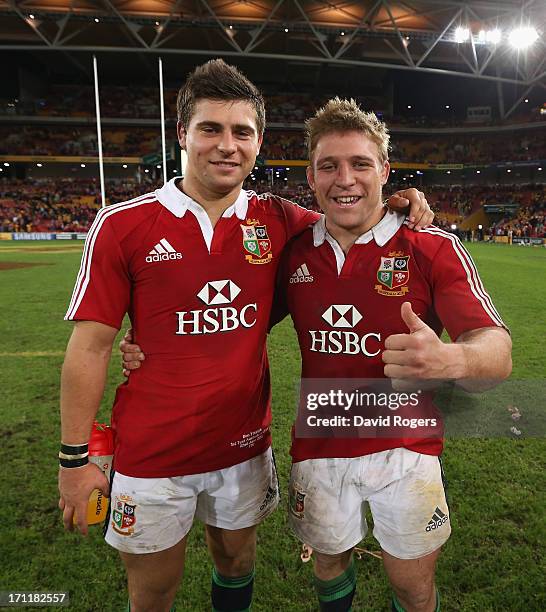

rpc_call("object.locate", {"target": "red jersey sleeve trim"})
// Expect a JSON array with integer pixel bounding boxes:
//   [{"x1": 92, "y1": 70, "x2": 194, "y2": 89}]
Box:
[
  {"x1": 421, "y1": 227, "x2": 506, "y2": 328},
  {"x1": 65, "y1": 193, "x2": 156, "y2": 321}
]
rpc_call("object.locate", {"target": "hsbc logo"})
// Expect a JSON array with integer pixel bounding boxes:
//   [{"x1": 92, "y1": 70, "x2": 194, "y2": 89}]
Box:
[
  {"x1": 322, "y1": 305, "x2": 362, "y2": 328},
  {"x1": 309, "y1": 304, "x2": 381, "y2": 356},
  {"x1": 197, "y1": 280, "x2": 241, "y2": 306},
  {"x1": 176, "y1": 279, "x2": 257, "y2": 335}
]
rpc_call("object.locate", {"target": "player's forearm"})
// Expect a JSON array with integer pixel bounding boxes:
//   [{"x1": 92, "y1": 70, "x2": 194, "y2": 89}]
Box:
[
  {"x1": 450, "y1": 327, "x2": 512, "y2": 392},
  {"x1": 60, "y1": 328, "x2": 115, "y2": 444}
]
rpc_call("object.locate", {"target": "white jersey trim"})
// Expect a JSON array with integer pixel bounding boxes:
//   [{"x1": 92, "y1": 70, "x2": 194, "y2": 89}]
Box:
[
  {"x1": 420, "y1": 227, "x2": 506, "y2": 329},
  {"x1": 155, "y1": 177, "x2": 249, "y2": 221},
  {"x1": 65, "y1": 193, "x2": 157, "y2": 321},
  {"x1": 313, "y1": 211, "x2": 405, "y2": 276}
]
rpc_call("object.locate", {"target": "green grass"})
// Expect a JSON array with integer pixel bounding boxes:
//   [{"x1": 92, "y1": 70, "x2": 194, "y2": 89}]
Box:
[{"x1": 0, "y1": 241, "x2": 544, "y2": 611}]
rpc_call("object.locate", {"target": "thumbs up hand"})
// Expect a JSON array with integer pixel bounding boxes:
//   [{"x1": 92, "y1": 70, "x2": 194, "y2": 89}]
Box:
[{"x1": 382, "y1": 302, "x2": 452, "y2": 383}]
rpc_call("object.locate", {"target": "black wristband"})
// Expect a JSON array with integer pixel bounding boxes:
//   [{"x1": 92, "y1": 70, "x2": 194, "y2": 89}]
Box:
[
  {"x1": 59, "y1": 456, "x2": 89, "y2": 468},
  {"x1": 60, "y1": 443, "x2": 89, "y2": 455}
]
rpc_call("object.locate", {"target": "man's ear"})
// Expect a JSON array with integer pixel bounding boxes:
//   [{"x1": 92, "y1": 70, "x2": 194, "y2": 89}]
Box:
[
  {"x1": 306, "y1": 165, "x2": 315, "y2": 191},
  {"x1": 256, "y1": 132, "x2": 264, "y2": 154},
  {"x1": 381, "y1": 160, "x2": 390, "y2": 185},
  {"x1": 177, "y1": 121, "x2": 187, "y2": 150}
]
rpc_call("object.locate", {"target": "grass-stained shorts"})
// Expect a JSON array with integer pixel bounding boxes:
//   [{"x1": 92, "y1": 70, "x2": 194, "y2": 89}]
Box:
[
  {"x1": 105, "y1": 447, "x2": 279, "y2": 554},
  {"x1": 288, "y1": 448, "x2": 450, "y2": 559}
]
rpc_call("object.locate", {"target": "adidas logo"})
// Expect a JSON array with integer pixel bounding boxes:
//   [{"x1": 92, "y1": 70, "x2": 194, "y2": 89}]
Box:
[
  {"x1": 145, "y1": 238, "x2": 183, "y2": 263},
  {"x1": 289, "y1": 263, "x2": 314, "y2": 284},
  {"x1": 259, "y1": 486, "x2": 277, "y2": 512},
  {"x1": 425, "y1": 507, "x2": 448, "y2": 532}
]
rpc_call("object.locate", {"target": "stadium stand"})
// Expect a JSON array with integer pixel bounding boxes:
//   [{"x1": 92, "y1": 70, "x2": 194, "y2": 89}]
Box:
[
  {"x1": 0, "y1": 123, "x2": 543, "y2": 165},
  {"x1": 1, "y1": 177, "x2": 543, "y2": 237}
]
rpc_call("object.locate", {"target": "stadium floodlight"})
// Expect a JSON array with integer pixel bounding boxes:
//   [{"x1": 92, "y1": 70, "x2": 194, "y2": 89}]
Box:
[
  {"x1": 445, "y1": 105, "x2": 450, "y2": 109},
  {"x1": 286, "y1": 167, "x2": 290, "y2": 170},
  {"x1": 284, "y1": 28, "x2": 289, "y2": 33},
  {"x1": 539, "y1": 167, "x2": 543, "y2": 171},
  {"x1": 454, "y1": 26, "x2": 470, "y2": 43},
  {"x1": 479, "y1": 29, "x2": 501, "y2": 44},
  {"x1": 509, "y1": 26, "x2": 538, "y2": 49},
  {"x1": 487, "y1": 29, "x2": 501, "y2": 44},
  {"x1": 94, "y1": 18, "x2": 99, "y2": 23},
  {"x1": 29, "y1": 13, "x2": 35, "y2": 19},
  {"x1": 156, "y1": 164, "x2": 161, "y2": 168},
  {"x1": 524, "y1": 99, "x2": 529, "y2": 103},
  {"x1": 476, "y1": 170, "x2": 481, "y2": 174},
  {"x1": 340, "y1": 31, "x2": 345, "y2": 36},
  {"x1": 3, "y1": 162, "x2": 9, "y2": 167},
  {"x1": 451, "y1": 224, "x2": 457, "y2": 230},
  {"x1": 123, "y1": 164, "x2": 128, "y2": 168},
  {"x1": 144, "y1": 168, "x2": 150, "y2": 173},
  {"x1": 478, "y1": 225, "x2": 483, "y2": 230},
  {"x1": 80, "y1": 163, "x2": 86, "y2": 168},
  {"x1": 36, "y1": 163, "x2": 42, "y2": 167},
  {"x1": 446, "y1": 171, "x2": 451, "y2": 174},
  {"x1": 407, "y1": 105, "x2": 412, "y2": 109},
  {"x1": 507, "y1": 169, "x2": 511, "y2": 173}
]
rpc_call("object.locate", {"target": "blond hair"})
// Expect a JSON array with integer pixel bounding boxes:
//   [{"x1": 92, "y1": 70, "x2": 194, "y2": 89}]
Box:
[{"x1": 305, "y1": 97, "x2": 390, "y2": 164}]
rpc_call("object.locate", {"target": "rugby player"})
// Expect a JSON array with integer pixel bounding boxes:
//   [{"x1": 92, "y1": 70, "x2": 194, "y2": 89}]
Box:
[
  {"x1": 60, "y1": 60, "x2": 432, "y2": 612},
  {"x1": 272, "y1": 98, "x2": 512, "y2": 612}
]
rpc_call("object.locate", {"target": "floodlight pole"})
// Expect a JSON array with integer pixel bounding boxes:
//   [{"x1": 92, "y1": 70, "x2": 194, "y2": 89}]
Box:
[
  {"x1": 92, "y1": 55, "x2": 106, "y2": 208},
  {"x1": 158, "y1": 57, "x2": 168, "y2": 184}
]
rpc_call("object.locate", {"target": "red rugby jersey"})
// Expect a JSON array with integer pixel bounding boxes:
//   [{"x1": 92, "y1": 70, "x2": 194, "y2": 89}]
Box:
[
  {"x1": 278, "y1": 211, "x2": 506, "y2": 462},
  {"x1": 65, "y1": 178, "x2": 318, "y2": 477}
]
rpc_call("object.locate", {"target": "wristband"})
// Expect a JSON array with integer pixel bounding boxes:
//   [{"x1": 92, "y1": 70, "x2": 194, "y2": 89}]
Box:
[
  {"x1": 58, "y1": 451, "x2": 89, "y2": 461},
  {"x1": 60, "y1": 442, "x2": 89, "y2": 455},
  {"x1": 59, "y1": 456, "x2": 89, "y2": 468}
]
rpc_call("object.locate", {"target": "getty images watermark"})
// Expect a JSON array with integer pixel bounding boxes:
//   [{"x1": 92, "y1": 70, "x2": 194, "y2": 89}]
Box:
[{"x1": 295, "y1": 379, "x2": 545, "y2": 439}]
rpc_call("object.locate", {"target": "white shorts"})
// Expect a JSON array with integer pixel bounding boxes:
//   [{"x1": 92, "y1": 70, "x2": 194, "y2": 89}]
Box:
[
  {"x1": 105, "y1": 448, "x2": 279, "y2": 554},
  {"x1": 288, "y1": 448, "x2": 451, "y2": 559}
]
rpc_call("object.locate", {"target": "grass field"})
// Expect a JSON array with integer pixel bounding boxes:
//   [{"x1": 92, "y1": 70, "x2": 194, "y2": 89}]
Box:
[{"x1": 0, "y1": 240, "x2": 544, "y2": 611}]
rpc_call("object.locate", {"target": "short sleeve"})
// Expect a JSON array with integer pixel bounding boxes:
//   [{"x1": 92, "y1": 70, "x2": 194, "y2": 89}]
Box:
[
  {"x1": 64, "y1": 211, "x2": 131, "y2": 329},
  {"x1": 430, "y1": 234, "x2": 507, "y2": 341}
]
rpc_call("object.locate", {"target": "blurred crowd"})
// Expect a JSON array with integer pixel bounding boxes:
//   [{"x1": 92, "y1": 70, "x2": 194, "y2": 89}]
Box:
[
  {"x1": 0, "y1": 126, "x2": 160, "y2": 157},
  {"x1": 1, "y1": 124, "x2": 544, "y2": 165},
  {"x1": 1, "y1": 178, "x2": 543, "y2": 239},
  {"x1": 1, "y1": 86, "x2": 543, "y2": 128},
  {"x1": 489, "y1": 200, "x2": 545, "y2": 238}
]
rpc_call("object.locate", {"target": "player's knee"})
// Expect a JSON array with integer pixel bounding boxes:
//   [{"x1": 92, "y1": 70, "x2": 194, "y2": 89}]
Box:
[
  {"x1": 214, "y1": 549, "x2": 255, "y2": 577},
  {"x1": 129, "y1": 587, "x2": 176, "y2": 612},
  {"x1": 394, "y1": 580, "x2": 435, "y2": 611},
  {"x1": 314, "y1": 550, "x2": 352, "y2": 581}
]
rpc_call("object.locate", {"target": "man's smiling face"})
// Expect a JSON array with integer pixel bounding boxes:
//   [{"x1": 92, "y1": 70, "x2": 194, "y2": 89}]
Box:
[
  {"x1": 178, "y1": 98, "x2": 263, "y2": 198},
  {"x1": 307, "y1": 130, "x2": 390, "y2": 237}
]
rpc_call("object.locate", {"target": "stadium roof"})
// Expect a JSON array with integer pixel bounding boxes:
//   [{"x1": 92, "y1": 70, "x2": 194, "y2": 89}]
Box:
[{"x1": 1, "y1": 0, "x2": 544, "y2": 89}]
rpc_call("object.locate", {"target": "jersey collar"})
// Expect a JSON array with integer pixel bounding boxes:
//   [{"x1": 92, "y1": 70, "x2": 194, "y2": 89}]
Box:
[
  {"x1": 154, "y1": 176, "x2": 249, "y2": 220},
  {"x1": 313, "y1": 209, "x2": 405, "y2": 248}
]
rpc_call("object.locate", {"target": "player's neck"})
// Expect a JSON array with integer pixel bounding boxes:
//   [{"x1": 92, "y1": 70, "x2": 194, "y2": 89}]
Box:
[
  {"x1": 179, "y1": 176, "x2": 243, "y2": 227},
  {"x1": 326, "y1": 204, "x2": 386, "y2": 254}
]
